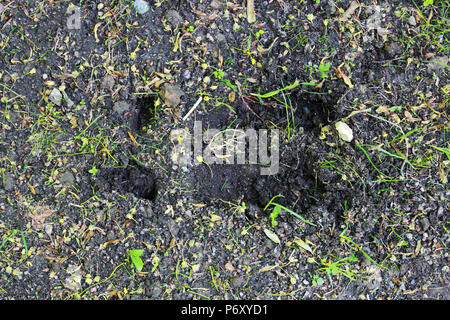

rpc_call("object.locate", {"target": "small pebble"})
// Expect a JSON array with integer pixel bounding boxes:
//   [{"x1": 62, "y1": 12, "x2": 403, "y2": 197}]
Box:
[
  {"x1": 182, "y1": 69, "x2": 191, "y2": 80},
  {"x1": 133, "y1": 0, "x2": 149, "y2": 14}
]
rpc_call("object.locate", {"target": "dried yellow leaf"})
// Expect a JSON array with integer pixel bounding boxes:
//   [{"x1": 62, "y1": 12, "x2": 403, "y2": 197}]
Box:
[
  {"x1": 93, "y1": 22, "x2": 103, "y2": 43},
  {"x1": 247, "y1": 0, "x2": 256, "y2": 23},
  {"x1": 228, "y1": 91, "x2": 236, "y2": 102}
]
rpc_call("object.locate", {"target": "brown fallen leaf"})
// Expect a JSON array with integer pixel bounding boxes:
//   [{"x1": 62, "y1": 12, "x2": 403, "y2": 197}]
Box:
[
  {"x1": 334, "y1": 66, "x2": 354, "y2": 88},
  {"x1": 29, "y1": 206, "x2": 55, "y2": 229},
  {"x1": 51, "y1": 72, "x2": 74, "y2": 80},
  {"x1": 191, "y1": 9, "x2": 207, "y2": 17},
  {"x1": 100, "y1": 239, "x2": 121, "y2": 250},
  {"x1": 224, "y1": 262, "x2": 235, "y2": 272}
]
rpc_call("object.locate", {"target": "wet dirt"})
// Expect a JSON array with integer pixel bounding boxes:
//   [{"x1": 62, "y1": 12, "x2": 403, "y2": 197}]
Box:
[{"x1": 0, "y1": 0, "x2": 448, "y2": 300}]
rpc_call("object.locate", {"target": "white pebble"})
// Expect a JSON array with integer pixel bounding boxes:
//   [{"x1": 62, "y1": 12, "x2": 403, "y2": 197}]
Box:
[
  {"x1": 133, "y1": 0, "x2": 149, "y2": 14},
  {"x1": 335, "y1": 121, "x2": 354, "y2": 142}
]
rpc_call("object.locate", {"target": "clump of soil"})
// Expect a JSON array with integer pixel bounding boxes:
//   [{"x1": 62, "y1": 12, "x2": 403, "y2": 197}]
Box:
[{"x1": 92, "y1": 162, "x2": 157, "y2": 201}]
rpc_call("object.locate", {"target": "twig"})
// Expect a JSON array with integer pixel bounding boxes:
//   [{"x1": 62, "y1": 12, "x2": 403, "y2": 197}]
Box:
[
  {"x1": 182, "y1": 96, "x2": 203, "y2": 121},
  {"x1": 236, "y1": 81, "x2": 266, "y2": 124}
]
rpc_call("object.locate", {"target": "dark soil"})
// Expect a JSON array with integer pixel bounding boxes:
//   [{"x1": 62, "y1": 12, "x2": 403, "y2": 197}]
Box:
[{"x1": 0, "y1": 0, "x2": 448, "y2": 300}]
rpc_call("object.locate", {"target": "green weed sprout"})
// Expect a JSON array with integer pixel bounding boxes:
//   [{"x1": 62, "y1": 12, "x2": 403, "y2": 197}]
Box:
[
  {"x1": 264, "y1": 194, "x2": 316, "y2": 227},
  {"x1": 128, "y1": 249, "x2": 144, "y2": 272},
  {"x1": 0, "y1": 229, "x2": 28, "y2": 262},
  {"x1": 318, "y1": 61, "x2": 331, "y2": 79}
]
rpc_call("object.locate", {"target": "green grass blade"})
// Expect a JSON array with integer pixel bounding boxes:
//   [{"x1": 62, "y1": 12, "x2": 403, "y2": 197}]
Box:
[
  {"x1": 355, "y1": 144, "x2": 393, "y2": 179},
  {"x1": 271, "y1": 202, "x2": 317, "y2": 227},
  {"x1": 250, "y1": 81, "x2": 315, "y2": 99},
  {"x1": 340, "y1": 235, "x2": 388, "y2": 270}
]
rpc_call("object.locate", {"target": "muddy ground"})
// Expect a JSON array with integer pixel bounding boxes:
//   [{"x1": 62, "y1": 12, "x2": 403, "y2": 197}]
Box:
[{"x1": 0, "y1": 0, "x2": 448, "y2": 300}]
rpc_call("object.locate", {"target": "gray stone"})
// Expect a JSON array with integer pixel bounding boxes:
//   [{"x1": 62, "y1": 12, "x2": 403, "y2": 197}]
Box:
[
  {"x1": 44, "y1": 224, "x2": 53, "y2": 237},
  {"x1": 160, "y1": 83, "x2": 183, "y2": 107},
  {"x1": 144, "y1": 206, "x2": 153, "y2": 218},
  {"x1": 59, "y1": 170, "x2": 75, "y2": 187},
  {"x1": 385, "y1": 41, "x2": 401, "y2": 57},
  {"x1": 150, "y1": 285, "x2": 162, "y2": 298},
  {"x1": 165, "y1": 9, "x2": 183, "y2": 28},
  {"x1": 182, "y1": 69, "x2": 191, "y2": 80},
  {"x1": 113, "y1": 100, "x2": 131, "y2": 114},
  {"x1": 9, "y1": 110, "x2": 19, "y2": 124},
  {"x1": 365, "y1": 267, "x2": 382, "y2": 290},
  {"x1": 49, "y1": 88, "x2": 63, "y2": 106},
  {"x1": 133, "y1": 0, "x2": 149, "y2": 14},
  {"x1": 101, "y1": 75, "x2": 115, "y2": 90},
  {"x1": 216, "y1": 33, "x2": 226, "y2": 42},
  {"x1": 326, "y1": 3, "x2": 336, "y2": 15},
  {"x1": 420, "y1": 217, "x2": 430, "y2": 231},
  {"x1": 107, "y1": 229, "x2": 116, "y2": 241},
  {"x1": 427, "y1": 56, "x2": 449, "y2": 74},
  {"x1": 400, "y1": 263, "x2": 409, "y2": 275},
  {"x1": 408, "y1": 15, "x2": 416, "y2": 26},
  {"x1": 167, "y1": 217, "x2": 180, "y2": 237},
  {"x1": 61, "y1": 90, "x2": 74, "y2": 108},
  {"x1": 210, "y1": 0, "x2": 223, "y2": 9},
  {"x1": 64, "y1": 264, "x2": 82, "y2": 291},
  {"x1": 230, "y1": 275, "x2": 246, "y2": 288},
  {"x1": 2, "y1": 74, "x2": 10, "y2": 83}
]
